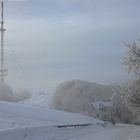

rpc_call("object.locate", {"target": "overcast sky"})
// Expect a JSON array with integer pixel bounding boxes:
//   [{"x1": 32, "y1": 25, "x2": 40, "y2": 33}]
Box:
[{"x1": 2, "y1": 0, "x2": 140, "y2": 92}]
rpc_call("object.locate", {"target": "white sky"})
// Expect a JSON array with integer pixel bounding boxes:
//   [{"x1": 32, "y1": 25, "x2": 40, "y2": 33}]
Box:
[{"x1": 1, "y1": 0, "x2": 139, "y2": 93}]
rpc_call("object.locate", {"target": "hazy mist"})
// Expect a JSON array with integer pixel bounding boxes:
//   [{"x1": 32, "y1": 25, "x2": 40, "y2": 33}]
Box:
[{"x1": 2, "y1": 0, "x2": 140, "y2": 92}]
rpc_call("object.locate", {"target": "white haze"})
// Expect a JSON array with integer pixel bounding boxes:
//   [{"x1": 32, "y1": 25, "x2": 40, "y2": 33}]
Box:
[
  {"x1": 0, "y1": 83, "x2": 31, "y2": 102},
  {"x1": 1, "y1": 0, "x2": 139, "y2": 93}
]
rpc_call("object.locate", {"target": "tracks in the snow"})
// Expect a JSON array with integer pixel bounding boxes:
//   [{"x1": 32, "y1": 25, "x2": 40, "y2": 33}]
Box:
[{"x1": 57, "y1": 123, "x2": 91, "y2": 128}]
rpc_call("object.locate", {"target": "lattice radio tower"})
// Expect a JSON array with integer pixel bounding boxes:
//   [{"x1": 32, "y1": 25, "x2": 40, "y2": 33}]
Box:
[{"x1": 0, "y1": 1, "x2": 8, "y2": 83}]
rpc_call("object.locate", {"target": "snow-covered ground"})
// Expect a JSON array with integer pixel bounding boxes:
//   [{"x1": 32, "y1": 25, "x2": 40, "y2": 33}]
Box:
[
  {"x1": 0, "y1": 101, "x2": 140, "y2": 140},
  {"x1": 21, "y1": 92, "x2": 50, "y2": 108}
]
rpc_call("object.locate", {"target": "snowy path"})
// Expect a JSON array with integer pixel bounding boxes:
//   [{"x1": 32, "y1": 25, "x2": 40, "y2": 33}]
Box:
[
  {"x1": 0, "y1": 125, "x2": 101, "y2": 140},
  {"x1": 0, "y1": 124, "x2": 140, "y2": 140},
  {"x1": 69, "y1": 125, "x2": 140, "y2": 140}
]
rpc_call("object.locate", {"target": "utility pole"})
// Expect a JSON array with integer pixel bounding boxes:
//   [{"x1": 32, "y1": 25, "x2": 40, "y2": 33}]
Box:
[{"x1": 0, "y1": 1, "x2": 7, "y2": 83}]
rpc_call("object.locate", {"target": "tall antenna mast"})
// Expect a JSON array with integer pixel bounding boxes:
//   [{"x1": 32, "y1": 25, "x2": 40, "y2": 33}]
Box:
[{"x1": 0, "y1": 1, "x2": 7, "y2": 83}]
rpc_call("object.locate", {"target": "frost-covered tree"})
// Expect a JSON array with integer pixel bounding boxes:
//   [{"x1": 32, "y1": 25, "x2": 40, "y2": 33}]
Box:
[
  {"x1": 124, "y1": 42, "x2": 140, "y2": 78},
  {"x1": 124, "y1": 42, "x2": 140, "y2": 121},
  {"x1": 51, "y1": 80, "x2": 114, "y2": 116}
]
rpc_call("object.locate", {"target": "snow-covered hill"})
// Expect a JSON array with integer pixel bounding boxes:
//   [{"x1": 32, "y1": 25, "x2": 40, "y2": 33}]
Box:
[
  {"x1": 0, "y1": 101, "x2": 101, "y2": 129},
  {"x1": 0, "y1": 101, "x2": 140, "y2": 140}
]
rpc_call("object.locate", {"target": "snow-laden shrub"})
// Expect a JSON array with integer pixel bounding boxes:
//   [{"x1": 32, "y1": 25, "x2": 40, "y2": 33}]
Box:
[
  {"x1": 110, "y1": 93, "x2": 134, "y2": 124},
  {"x1": 127, "y1": 80, "x2": 140, "y2": 107},
  {"x1": 126, "y1": 80, "x2": 140, "y2": 124},
  {"x1": 52, "y1": 80, "x2": 140, "y2": 124},
  {"x1": 0, "y1": 83, "x2": 15, "y2": 101},
  {"x1": 0, "y1": 83, "x2": 31, "y2": 102},
  {"x1": 51, "y1": 80, "x2": 114, "y2": 116}
]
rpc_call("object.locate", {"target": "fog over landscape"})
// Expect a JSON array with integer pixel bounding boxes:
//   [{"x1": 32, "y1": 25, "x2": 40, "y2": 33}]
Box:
[
  {"x1": 0, "y1": 0, "x2": 140, "y2": 140},
  {"x1": 2, "y1": 0, "x2": 139, "y2": 93}
]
